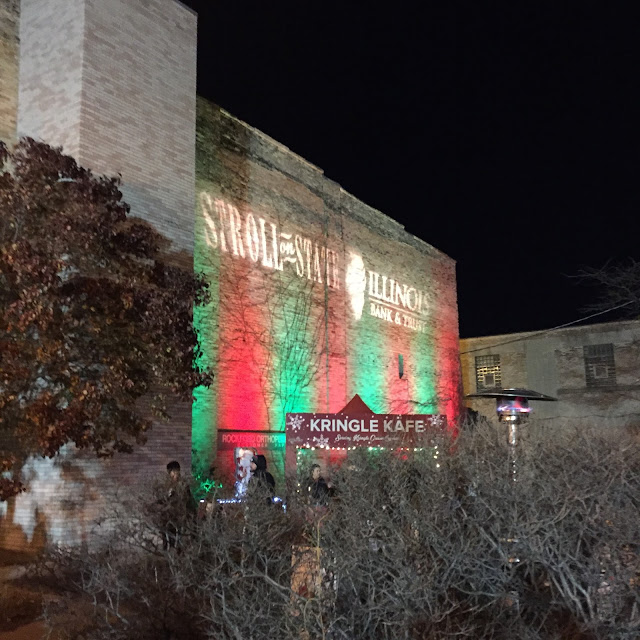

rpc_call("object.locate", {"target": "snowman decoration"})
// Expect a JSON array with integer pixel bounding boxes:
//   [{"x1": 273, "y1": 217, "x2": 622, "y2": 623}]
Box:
[{"x1": 234, "y1": 448, "x2": 255, "y2": 497}]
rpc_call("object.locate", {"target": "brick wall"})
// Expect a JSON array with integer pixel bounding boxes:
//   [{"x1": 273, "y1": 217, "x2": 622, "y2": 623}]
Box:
[
  {"x1": 194, "y1": 100, "x2": 462, "y2": 484},
  {"x1": 17, "y1": 0, "x2": 85, "y2": 156},
  {"x1": 0, "y1": 412, "x2": 193, "y2": 553},
  {"x1": 17, "y1": 0, "x2": 197, "y2": 254},
  {"x1": 0, "y1": 0, "x2": 19, "y2": 144},
  {"x1": 79, "y1": 0, "x2": 197, "y2": 255}
]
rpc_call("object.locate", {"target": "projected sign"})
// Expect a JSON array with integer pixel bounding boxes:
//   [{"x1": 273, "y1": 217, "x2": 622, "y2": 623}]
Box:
[
  {"x1": 346, "y1": 252, "x2": 430, "y2": 333},
  {"x1": 199, "y1": 193, "x2": 431, "y2": 332},
  {"x1": 200, "y1": 193, "x2": 340, "y2": 288}
]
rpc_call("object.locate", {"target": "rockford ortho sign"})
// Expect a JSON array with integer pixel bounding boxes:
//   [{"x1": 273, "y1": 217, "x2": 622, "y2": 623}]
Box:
[{"x1": 285, "y1": 412, "x2": 446, "y2": 449}]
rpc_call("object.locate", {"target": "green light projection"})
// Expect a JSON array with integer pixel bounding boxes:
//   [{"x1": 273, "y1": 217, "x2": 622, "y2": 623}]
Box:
[
  {"x1": 411, "y1": 326, "x2": 438, "y2": 414},
  {"x1": 192, "y1": 186, "x2": 220, "y2": 480},
  {"x1": 268, "y1": 273, "x2": 320, "y2": 431},
  {"x1": 410, "y1": 258, "x2": 438, "y2": 413},
  {"x1": 350, "y1": 306, "x2": 387, "y2": 412}
]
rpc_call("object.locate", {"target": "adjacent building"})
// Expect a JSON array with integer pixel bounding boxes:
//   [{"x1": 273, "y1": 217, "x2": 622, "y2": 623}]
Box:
[{"x1": 461, "y1": 320, "x2": 640, "y2": 430}]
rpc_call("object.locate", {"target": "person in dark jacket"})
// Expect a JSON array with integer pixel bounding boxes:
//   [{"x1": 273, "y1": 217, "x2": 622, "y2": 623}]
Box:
[
  {"x1": 306, "y1": 463, "x2": 330, "y2": 507},
  {"x1": 160, "y1": 460, "x2": 196, "y2": 549},
  {"x1": 249, "y1": 454, "x2": 276, "y2": 497}
]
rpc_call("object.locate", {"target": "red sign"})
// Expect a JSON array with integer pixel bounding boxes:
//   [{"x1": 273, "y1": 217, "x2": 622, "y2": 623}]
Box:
[
  {"x1": 285, "y1": 412, "x2": 446, "y2": 449},
  {"x1": 217, "y1": 430, "x2": 287, "y2": 451}
]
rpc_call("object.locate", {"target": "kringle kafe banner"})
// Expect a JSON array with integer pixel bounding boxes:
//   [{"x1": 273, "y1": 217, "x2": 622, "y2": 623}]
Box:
[{"x1": 285, "y1": 412, "x2": 446, "y2": 449}]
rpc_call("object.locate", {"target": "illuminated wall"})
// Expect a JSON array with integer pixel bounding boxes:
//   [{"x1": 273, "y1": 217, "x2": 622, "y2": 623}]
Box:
[{"x1": 194, "y1": 100, "x2": 462, "y2": 484}]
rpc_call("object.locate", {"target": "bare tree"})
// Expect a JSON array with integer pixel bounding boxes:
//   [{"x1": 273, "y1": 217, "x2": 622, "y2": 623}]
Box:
[
  {"x1": 45, "y1": 419, "x2": 640, "y2": 639},
  {"x1": 578, "y1": 259, "x2": 640, "y2": 317}
]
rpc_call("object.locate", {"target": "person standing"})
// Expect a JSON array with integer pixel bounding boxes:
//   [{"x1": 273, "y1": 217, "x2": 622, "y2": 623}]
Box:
[
  {"x1": 161, "y1": 460, "x2": 196, "y2": 549},
  {"x1": 306, "y1": 463, "x2": 330, "y2": 507},
  {"x1": 249, "y1": 454, "x2": 276, "y2": 498}
]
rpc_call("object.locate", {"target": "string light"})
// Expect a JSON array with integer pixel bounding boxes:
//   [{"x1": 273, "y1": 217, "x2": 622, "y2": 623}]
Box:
[{"x1": 294, "y1": 444, "x2": 431, "y2": 452}]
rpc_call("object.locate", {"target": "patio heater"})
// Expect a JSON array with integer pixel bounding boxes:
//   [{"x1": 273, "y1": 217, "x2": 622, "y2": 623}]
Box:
[{"x1": 466, "y1": 388, "x2": 556, "y2": 481}]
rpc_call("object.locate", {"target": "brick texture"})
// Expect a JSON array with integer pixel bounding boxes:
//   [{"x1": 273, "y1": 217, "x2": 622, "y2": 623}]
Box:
[
  {"x1": 0, "y1": 0, "x2": 19, "y2": 144},
  {"x1": 460, "y1": 320, "x2": 640, "y2": 428},
  {"x1": 0, "y1": 411, "x2": 193, "y2": 552},
  {"x1": 17, "y1": 0, "x2": 85, "y2": 156},
  {"x1": 17, "y1": 0, "x2": 197, "y2": 254},
  {"x1": 79, "y1": 0, "x2": 197, "y2": 255}
]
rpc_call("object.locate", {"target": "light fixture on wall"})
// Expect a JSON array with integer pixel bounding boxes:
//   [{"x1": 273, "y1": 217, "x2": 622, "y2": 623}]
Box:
[{"x1": 466, "y1": 388, "x2": 556, "y2": 481}]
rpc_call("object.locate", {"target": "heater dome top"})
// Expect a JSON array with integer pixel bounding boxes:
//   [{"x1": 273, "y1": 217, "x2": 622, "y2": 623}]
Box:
[{"x1": 466, "y1": 388, "x2": 557, "y2": 401}]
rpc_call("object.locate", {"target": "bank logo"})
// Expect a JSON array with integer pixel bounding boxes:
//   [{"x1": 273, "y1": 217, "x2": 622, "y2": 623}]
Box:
[
  {"x1": 345, "y1": 253, "x2": 367, "y2": 320},
  {"x1": 346, "y1": 252, "x2": 430, "y2": 333}
]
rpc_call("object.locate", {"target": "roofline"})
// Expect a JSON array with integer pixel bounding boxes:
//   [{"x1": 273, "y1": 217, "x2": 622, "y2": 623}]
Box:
[
  {"x1": 198, "y1": 96, "x2": 455, "y2": 264},
  {"x1": 172, "y1": 0, "x2": 197, "y2": 17},
  {"x1": 461, "y1": 317, "x2": 640, "y2": 343}
]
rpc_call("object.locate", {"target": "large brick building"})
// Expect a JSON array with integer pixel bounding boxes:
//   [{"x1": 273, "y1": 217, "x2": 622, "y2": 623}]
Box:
[{"x1": 0, "y1": 0, "x2": 461, "y2": 550}]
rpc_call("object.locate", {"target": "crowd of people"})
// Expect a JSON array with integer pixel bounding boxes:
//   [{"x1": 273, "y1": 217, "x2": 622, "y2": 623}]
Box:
[{"x1": 157, "y1": 454, "x2": 334, "y2": 549}]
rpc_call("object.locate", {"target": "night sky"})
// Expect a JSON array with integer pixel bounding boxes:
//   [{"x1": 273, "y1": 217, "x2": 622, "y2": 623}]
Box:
[{"x1": 181, "y1": 1, "x2": 640, "y2": 338}]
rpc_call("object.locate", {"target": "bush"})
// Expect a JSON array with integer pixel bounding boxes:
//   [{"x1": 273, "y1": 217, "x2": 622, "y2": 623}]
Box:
[{"x1": 47, "y1": 421, "x2": 640, "y2": 639}]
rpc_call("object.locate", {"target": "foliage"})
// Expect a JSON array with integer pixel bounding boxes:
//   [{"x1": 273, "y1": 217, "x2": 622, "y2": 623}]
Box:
[
  {"x1": 0, "y1": 138, "x2": 212, "y2": 500},
  {"x1": 47, "y1": 420, "x2": 640, "y2": 639}
]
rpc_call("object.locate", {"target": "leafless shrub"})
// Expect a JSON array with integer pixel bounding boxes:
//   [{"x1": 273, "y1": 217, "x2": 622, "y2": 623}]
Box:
[{"x1": 46, "y1": 420, "x2": 639, "y2": 639}]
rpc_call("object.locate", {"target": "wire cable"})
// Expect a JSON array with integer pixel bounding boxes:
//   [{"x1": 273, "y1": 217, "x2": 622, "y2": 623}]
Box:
[{"x1": 460, "y1": 300, "x2": 634, "y2": 355}]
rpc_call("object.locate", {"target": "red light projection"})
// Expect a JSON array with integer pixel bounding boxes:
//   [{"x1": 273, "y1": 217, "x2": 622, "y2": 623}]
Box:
[{"x1": 216, "y1": 261, "x2": 270, "y2": 433}]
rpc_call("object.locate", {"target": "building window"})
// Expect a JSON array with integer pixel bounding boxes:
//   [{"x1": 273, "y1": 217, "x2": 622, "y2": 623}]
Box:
[
  {"x1": 584, "y1": 344, "x2": 616, "y2": 388},
  {"x1": 475, "y1": 355, "x2": 501, "y2": 391}
]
